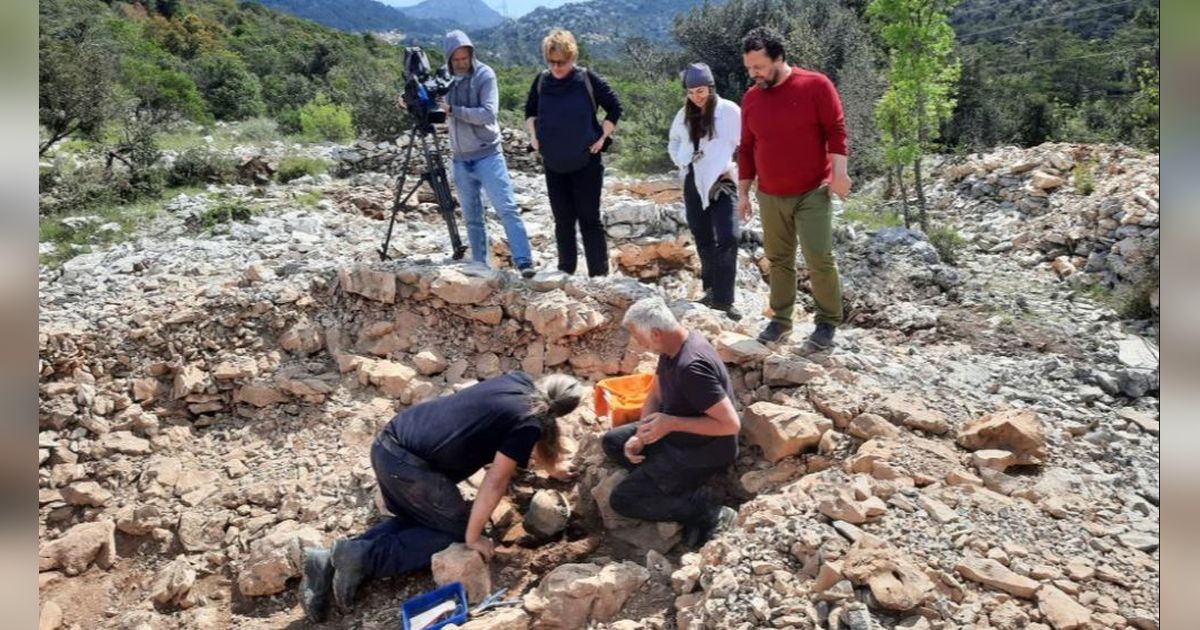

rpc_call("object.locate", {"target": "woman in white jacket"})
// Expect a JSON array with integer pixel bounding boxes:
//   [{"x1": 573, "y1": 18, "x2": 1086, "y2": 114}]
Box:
[{"x1": 668, "y1": 63, "x2": 742, "y2": 320}]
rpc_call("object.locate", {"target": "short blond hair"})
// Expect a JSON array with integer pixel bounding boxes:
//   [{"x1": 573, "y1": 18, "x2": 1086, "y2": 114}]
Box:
[{"x1": 542, "y1": 29, "x2": 578, "y2": 62}]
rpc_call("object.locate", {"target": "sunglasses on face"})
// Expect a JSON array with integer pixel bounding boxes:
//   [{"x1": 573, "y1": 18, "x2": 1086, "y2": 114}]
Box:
[{"x1": 546, "y1": 58, "x2": 570, "y2": 67}]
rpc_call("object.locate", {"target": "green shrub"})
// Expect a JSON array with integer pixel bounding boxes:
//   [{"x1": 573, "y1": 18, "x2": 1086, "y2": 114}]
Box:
[
  {"x1": 170, "y1": 147, "x2": 238, "y2": 186},
  {"x1": 1116, "y1": 284, "x2": 1155, "y2": 320},
  {"x1": 190, "y1": 51, "x2": 265, "y2": 121},
  {"x1": 276, "y1": 156, "x2": 329, "y2": 183},
  {"x1": 39, "y1": 164, "x2": 117, "y2": 215},
  {"x1": 1073, "y1": 159, "x2": 1096, "y2": 196},
  {"x1": 237, "y1": 117, "x2": 281, "y2": 142},
  {"x1": 841, "y1": 195, "x2": 903, "y2": 230},
  {"x1": 190, "y1": 198, "x2": 255, "y2": 232},
  {"x1": 299, "y1": 93, "x2": 355, "y2": 143},
  {"x1": 275, "y1": 107, "x2": 303, "y2": 136},
  {"x1": 295, "y1": 190, "x2": 324, "y2": 207},
  {"x1": 928, "y1": 225, "x2": 965, "y2": 265}
]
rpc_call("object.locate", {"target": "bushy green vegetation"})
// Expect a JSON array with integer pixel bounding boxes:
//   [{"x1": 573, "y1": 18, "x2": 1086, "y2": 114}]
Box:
[
  {"x1": 298, "y1": 93, "x2": 355, "y2": 142},
  {"x1": 276, "y1": 156, "x2": 329, "y2": 183},
  {"x1": 39, "y1": 0, "x2": 409, "y2": 156},
  {"x1": 840, "y1": 196, "x2": 904, "y2": 230},
  {"x1": 927, "y1": 225, "x2": 966, "y2": 265}
]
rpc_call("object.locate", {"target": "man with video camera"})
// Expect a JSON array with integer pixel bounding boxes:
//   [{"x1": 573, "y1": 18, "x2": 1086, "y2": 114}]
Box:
[{"x1": 435, "y1": 30, "x2": 538, "y2": 277}]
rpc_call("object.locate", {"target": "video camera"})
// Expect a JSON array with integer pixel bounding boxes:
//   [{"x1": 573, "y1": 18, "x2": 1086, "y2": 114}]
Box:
[{"x1": 401, "y1": 47, "x2": 455, "y2": 132}]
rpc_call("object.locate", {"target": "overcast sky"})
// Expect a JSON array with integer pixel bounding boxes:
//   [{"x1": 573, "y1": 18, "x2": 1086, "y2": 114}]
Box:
[{"x1": 379, "y1": 0, "x2": 575, "y2": 18}]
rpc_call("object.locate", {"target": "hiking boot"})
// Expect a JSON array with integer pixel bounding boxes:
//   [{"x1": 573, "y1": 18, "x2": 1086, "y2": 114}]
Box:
[
  {"x1": 519, "y1": 265, "x2": 536, "y2": 279},
  {"x1": 797, "y1": 322, "x2": 837, "y2": 355},
  {"x1": 690, "y1": 506, "x2": 738, "y2": 549},
  {"x1": 299, "y1": 547, "x2": 334, "y2": 623},
  {"x1": 696, "y1": 290, "x2": 714, "y2": 308},
  {"x1": 331, "y1": 538, "x2": 370, "y2": 613},
  {"x1": 710, "y1": 302, "x2": 742, "y2": 321},
  {"x1": 756, "y1": 320, "x2": 792, "y2": 344}
]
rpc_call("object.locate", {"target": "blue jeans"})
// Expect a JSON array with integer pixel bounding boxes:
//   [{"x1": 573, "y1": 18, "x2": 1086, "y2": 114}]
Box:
[{"x1": 451, "y1": 151, "x2": 534, "y2": 268}]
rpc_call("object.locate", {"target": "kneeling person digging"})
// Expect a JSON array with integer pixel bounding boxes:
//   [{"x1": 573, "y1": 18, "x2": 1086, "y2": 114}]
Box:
[
  {"x1": 299, "y1": 372, "x2": 584, "y2": 622},
  {"x1": 601, "y1": 297, "x2": 740, "y2": 548}
]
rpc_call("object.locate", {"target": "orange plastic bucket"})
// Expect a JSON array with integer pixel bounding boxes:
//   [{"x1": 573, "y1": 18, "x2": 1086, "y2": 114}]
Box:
[{"x1": 594, "y1": 373, "x2": 655, "y2": 427}]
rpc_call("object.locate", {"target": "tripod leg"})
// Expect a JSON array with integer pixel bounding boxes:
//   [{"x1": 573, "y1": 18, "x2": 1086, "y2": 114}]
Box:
[
  {"x1": 429, "y1": 164, "x2": 468, "y2": 260},
  {"x1": 379, "y1": 128, "x2": 421, "y2": 261}
]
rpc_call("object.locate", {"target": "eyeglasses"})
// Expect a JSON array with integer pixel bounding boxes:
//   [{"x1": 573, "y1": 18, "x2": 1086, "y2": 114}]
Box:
[{"x1": 546, "y1": 58, "x2": 571, "y2": 67}]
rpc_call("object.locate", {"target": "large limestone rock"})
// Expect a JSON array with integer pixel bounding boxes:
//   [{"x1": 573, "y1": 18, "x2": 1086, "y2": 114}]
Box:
[
  {"x1": 39, "y1": 519, "x2": 116, "y2": 575},
  {"x1": 955, "y1": 557, "x2": 1040, "y2": 598},
  {"x1": 279, "y1": 318, "x2": 325, "y2": 355},
  {"x1": 715, "y1": 332, "x2": 771, "y2": 365},
  {"x1": 234, "y1": 382, "x2": 286, "y2": 408},
  {"x1": 237, "y1": 521, "x2": 324, "y2": 597},
  {"x1": 451, "y1": 608, "x2": 530, "y2": 630},
  {"x1": 1031, "y1": 171, "x2": 1066, "y2": 190},
  {"x1": 523, "y1": 293, "x2": 608, "y2": 341},
  {"x1": 100, "y1": 431, "x2": 152, "y2": 456},
  {"x1": 172, "y1": 364, "x2": 211, "y2": 400},
  {"x1": 524, "y1": 489, "x2": 571, "y2": 538},
  {"x1": 360, "y1": 360, "x2": 418, "y2": 398},
  {"x1": 743, "y1": 402, "x2": 831, "y2": 463},
  {"x1": 763, "y1": 355, "x2": 825, "y2": 386},
  {"x1": 847, "y1": 413, "x2": 901, "y2": 440},
  {"x1": 430, "y1": 268, "x2": 494, "y2": 304},
  {"x1": 869, "y1": 393, "x2": 950, "y2": 435},
  {"x1": 150, "y1": 557, "x2": 198, "y2": 609},
  {"x1": 432, "y1": 543, "x2": 492, "y2": 604},
  {"x1": 339, "y1": 266, "x2": 396, "y2": 303},
  {"x1": 212, "y1": 356, "x2": 257, "y2": 380},
  {"x1": 39, "y1": 601, "x2": 63, "y2": 630},
  {"x1": 60, "y1": 481, "x2": 112, "y2": 507},
  {"x1": 957, "y1": 409, "x2": 1048, "y2": 465},
  {"x1": 1037, "y1": 584, "x2": 1092, "y2": 629},
  {"x1": 841, "y1": 540, "x2": 934, "y2": 611},
  {"x1": 522, "y1": 562, "x2": 649, "y2": 630}
]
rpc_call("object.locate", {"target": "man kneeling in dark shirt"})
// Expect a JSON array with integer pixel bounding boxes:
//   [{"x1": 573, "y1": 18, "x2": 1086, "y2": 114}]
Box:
[
  {"x1": 299, "y1": 372, "x2": 584, "y2": 622},
  {"x1": 602, "y1": 296, "x2": 740, "y2": 548}
]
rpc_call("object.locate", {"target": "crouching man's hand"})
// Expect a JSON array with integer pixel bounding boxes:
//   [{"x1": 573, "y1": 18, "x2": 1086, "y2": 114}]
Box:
[
  {"x1": 624, "y1": 434, "x2": 645, "y2": 464},
  {"x1": 465, "y1": 536, "x2": 494, "y2": 563},
  {"x1": 636, "y1": 413, "x2": 674, "y2": 445},
  {"x1": 548, "y1": 461, "x2": 577, "y2": 481}
]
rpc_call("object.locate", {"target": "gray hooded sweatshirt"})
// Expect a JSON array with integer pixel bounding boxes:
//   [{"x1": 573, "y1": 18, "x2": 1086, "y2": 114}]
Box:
[{"x1": 443, "y1": 30, "x2": 503, "y2": 161}]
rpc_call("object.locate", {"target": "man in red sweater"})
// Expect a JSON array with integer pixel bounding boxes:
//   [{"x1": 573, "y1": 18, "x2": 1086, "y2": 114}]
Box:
[{"x1": 736, "y1": 26, "x2": 851, "y2": 352}]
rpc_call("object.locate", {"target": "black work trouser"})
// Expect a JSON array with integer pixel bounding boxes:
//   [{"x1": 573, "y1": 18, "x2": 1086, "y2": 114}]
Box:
[
  {"x1": 600, "y1": 423, "x2": 725, "y2": 527},
  {"x1": 545, "y1": 154, "x2": 609, "y2": 276},
  {"x1": 684, "y1": 169, "x2": 739, "y2": 305},
  {"x1": 357, "y1": 434, "x2": 469, "y2": 577}
]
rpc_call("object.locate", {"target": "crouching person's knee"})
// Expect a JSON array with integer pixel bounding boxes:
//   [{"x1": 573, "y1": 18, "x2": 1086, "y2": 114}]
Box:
[
  {"x1": 601, "y1": 430, "x2": 626, "y2": 461},
  {"x1": 609, "y1": 479, "x2": 640, "y2": 519}
]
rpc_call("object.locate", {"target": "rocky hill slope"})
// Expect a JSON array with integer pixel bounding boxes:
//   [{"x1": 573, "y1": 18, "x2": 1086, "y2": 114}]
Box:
[{"x1": 37, "y1": 133, "x2": 1159, "y2": 629}]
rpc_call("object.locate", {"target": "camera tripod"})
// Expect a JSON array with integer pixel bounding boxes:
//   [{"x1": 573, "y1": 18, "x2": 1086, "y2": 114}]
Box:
[{"x1": 378, "y1": 121, "x2": 468, "y2": 262}]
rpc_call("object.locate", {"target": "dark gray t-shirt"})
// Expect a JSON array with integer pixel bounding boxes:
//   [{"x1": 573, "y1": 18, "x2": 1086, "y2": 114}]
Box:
[
  {"x1": 385, "y1": 372, "x2": 542, "y2": 482},
  {"x1": 652, "y1": 331, "x2": 738, "y2": 468}
]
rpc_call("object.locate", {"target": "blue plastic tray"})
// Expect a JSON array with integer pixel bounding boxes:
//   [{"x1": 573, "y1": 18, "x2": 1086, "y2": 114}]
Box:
[{"x1": 400, "y1": 581, "x2": 469, "y2": 630}]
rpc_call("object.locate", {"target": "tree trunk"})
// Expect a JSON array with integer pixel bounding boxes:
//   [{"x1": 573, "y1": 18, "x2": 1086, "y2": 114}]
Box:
[
  {"x1": 914, "y1": 76, "x2": 929, "y2": 231},
  {"x1": 913, "y1": 155, "x2": 928, "y2": 232},
  {"x1": 896, "y1": 162, "x2": 911, "y2": 229}
]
